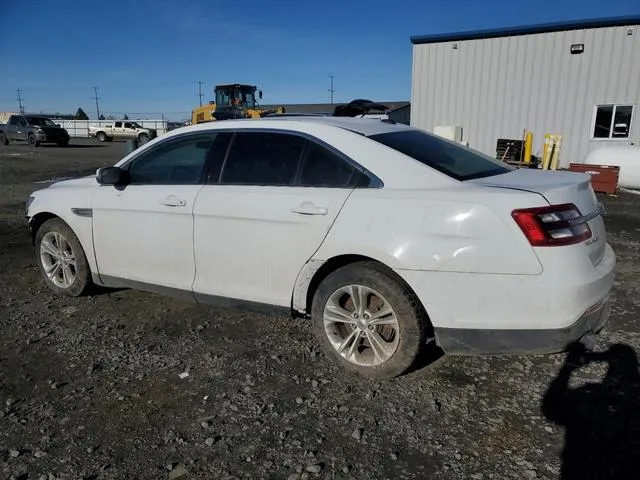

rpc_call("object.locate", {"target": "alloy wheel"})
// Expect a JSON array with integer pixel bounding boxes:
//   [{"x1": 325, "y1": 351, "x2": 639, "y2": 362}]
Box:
[
  {"x1": 40, "y1": 231, "x2": 77, "y2": 289},
  {"x1": 323, "y1": 284, "x2": 400, "y2": 367}
]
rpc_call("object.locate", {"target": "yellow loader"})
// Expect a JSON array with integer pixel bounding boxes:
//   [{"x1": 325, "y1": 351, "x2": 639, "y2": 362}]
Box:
[{"x1": 191, "y1": 84, "x2": 284, "y2": 124}]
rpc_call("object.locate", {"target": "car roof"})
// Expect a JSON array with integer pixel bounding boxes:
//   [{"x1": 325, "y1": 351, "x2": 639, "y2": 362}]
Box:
[{"x1": 202, "y1": 116, "x2": 417, "y2": 137}]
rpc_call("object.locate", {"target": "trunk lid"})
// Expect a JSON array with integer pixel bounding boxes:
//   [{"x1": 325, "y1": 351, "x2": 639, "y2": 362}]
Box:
[{"x1": 470, "y1": 169, "x2": 606, "y2": 265}]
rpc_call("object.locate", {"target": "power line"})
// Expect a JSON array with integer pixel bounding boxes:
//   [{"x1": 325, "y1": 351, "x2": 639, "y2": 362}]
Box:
[
  {"x1": 328, "y1": 74, "x2": 335, "y2": 104},
  {"x1": 16, "y1": 89, "x2": 25, "y2": 114},
  {"x1": 198, "y1": 81, "x2": 204, "y2": 106},
  {"x1": 91, "y1": 86, "x2": 101, "y2": 118}
]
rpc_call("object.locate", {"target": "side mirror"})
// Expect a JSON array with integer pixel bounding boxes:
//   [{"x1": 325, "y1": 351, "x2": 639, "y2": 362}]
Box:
[
  {"x1": 96, "y1": 167, "x2": 127, "y2": 186},
  {"x1": 56, "y1": 123, "x2": 61, "y2": 127}
]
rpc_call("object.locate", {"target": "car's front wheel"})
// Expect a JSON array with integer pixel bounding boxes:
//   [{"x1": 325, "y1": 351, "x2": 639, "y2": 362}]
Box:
[
  {"x1": 312, "y1": 261, "x2": 428, "y2": 379},
  {"x1": 35, "y1": 218, "x2": 92, "y2": 297}
]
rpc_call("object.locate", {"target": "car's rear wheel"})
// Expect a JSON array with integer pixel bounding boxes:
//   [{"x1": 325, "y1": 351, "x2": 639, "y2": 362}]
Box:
[
  {"x1": 312, "y1": 261, "x2": 428, "y2": 379},
  {"x1": 96, "y1": 132, "x2": 106, "y2": 142},
  {"x1": 35, "y1": 218, "x2": 92, "y2": 297},
  {"x1": 0, "y1": 133, "x2": 8, "y2": 145}
]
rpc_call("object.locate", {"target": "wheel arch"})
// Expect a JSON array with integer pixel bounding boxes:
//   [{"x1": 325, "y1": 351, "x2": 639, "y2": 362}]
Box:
[
  {"x1": 29, "y1": 210, "x2": 99, "y2": 275},
  {"x1": 293, "y1": 254, "x2": 431, "y2": 326},
  {"x1": 29, "y1": 212, "x2": 60, "y2": 245}
]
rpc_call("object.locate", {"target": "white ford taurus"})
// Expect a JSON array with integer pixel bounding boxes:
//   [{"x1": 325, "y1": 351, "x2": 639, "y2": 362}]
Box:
[{"x1": 26, "y1": 117, "x2": 616, "y2": 378}]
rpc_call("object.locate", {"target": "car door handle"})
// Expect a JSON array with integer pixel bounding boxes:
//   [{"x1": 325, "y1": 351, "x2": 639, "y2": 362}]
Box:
[
  {"x1": 159, "y1": 195, "x2": 187, "y2": 207},
  {"x1": 291, "y1": 202, "x2": 328, "y2": 216}
]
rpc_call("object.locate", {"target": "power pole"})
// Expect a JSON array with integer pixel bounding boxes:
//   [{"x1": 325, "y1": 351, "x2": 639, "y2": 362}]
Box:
[
  {"x1": 16, "y1": 89, "x2": 25, "y2": 114},
  {"x1": 328, "y1": 74, "x2": 335, "y2": 104},
  {"x1": 198, "y1": 81, "x2": 204, "y2": 106},
  {"x1": 91, "y1": 86, "x2": 101, "y2": 119}
]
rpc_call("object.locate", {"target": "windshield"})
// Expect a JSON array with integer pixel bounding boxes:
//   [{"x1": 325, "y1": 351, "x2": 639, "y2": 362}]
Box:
[
  {"x1": 215, "y1": 87, "x2": 256, "y2": 109},
  {"x1": 26, "y1": 117, "x2": 58, "y2": 127},
  {"x1": 369, "y1": 130, "x2": 513, "y2": 181}
]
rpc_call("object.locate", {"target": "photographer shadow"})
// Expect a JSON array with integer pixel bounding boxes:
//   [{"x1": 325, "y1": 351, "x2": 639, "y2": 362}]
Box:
[{"x1": 542, "y1": 342, "x2": 640, "y2": 480}]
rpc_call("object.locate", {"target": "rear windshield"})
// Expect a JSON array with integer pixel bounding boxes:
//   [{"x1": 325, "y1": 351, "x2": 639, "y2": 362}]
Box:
[{"x1": 369, "y1": 130, "x2": 513, "y2": 181}]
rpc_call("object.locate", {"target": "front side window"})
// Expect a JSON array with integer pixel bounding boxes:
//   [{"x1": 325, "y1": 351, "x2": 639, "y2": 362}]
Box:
[
  {"x1": 126, "y1": 133, "x2": 217, "y2": 185},
  {"x1": 220, "y1": 132, "x2": 305, "y2": 186},
  {"x1": 369, "y1": 130, "x2": 512, "y2": 181},
  {"x1": 124, "y1": 122, "x2": 133, "y2": 129},
  {"x1": 593, "y1": 104, "x2": 634, "y2": 139}
]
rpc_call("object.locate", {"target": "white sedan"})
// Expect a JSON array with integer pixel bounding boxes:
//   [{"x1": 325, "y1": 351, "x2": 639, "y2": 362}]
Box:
[{"x1": 26, "y1": 117, "x2": 616, "y2": 378}]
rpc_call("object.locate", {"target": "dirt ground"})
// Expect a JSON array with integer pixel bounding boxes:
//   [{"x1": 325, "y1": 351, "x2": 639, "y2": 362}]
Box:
[{"x1": 1, "y1": 138, "x2": 639, "y2": 480}]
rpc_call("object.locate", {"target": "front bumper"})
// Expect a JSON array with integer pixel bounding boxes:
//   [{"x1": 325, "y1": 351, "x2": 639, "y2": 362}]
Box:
[
  {"x1": 36, "y1": 131, "x2": 69, "y2": 143},
  {"x1": 434, "y1": 297, "x2": 611, "y2": 355}
]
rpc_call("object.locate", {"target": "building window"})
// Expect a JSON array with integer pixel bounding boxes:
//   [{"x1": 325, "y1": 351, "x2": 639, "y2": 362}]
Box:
[{"x1": 593, "y1": 104, "x2": 634, "y2": 139}]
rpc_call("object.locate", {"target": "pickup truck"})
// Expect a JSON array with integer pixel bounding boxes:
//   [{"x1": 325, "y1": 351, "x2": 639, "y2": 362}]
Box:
[
  {"x1": 0, "y1": 115, "x2": 70, "y2": 147},
  {"x1": 89, "y1": 121, "x2": 157, "y2": 144}
]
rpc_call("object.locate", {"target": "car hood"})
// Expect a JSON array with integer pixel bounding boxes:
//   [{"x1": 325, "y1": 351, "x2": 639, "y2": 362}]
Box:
[{"x1": 47, "y1": 175, "x2": 97, "y2": 188}]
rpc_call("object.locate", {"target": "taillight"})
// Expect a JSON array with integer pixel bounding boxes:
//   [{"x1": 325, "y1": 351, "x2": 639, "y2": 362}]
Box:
[{"x1": 512, "y1": 203, "x2": 592, "y2": 246}]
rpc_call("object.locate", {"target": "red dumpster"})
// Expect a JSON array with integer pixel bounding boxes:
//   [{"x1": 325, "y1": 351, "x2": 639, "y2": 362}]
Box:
[{"x1": 568, "y1": 163, "x2": 620, "y2": 195}]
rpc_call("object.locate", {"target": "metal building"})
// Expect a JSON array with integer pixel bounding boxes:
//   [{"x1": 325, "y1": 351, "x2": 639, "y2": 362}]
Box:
[{"x1": 410, "y1": 15, "x2": 640, "y2": 168}]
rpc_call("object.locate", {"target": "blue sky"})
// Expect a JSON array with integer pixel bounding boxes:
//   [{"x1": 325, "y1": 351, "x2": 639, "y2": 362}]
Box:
[{"x1": 1, "y1": 0, "x2": 638, "y2": 121}]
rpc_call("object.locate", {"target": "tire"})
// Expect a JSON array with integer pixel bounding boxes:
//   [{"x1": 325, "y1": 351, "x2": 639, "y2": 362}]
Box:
[
  {"x1": 138, "y1": 133, "x2": 149, "y2": 144},
  {"x1": 35, "y1": 218, "x2": 92, "y2": 297},
  {"x1": 28, "y1": 133, "x2": 40, "y2": 147},
  {"x1": 0, "y1": 133, "x2": 8, "y2": 145},
  {"x1": 96, "y1": 132, "x2": 107, "y2": 142},
  {"x1": 311, "y1": 261, "x2": 428, "y2": 379}
]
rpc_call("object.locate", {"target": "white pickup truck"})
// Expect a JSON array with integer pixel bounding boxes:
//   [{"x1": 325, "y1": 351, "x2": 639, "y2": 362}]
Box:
[{"x1": 89, "y1": 121, "x2": 157, "y2": 144}]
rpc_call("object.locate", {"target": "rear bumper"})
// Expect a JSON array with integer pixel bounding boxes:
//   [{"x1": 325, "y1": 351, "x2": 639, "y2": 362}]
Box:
[
  {"x1": 397, "y1": 242, "x2": 616, "y2": 355},
  {"x1": 434, "y1": 296, "x2": 611, "y2": 355}
]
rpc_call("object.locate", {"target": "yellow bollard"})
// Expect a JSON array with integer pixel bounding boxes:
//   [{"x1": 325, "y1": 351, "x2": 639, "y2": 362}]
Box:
[{"x1": 523, "y1": 131, "x2": 533, "y2": 165}]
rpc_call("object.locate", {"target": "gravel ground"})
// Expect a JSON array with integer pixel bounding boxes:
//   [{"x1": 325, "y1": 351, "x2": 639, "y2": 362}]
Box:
[{"x1": 1, "y1": 139, "x2": 639, "y2": 480}]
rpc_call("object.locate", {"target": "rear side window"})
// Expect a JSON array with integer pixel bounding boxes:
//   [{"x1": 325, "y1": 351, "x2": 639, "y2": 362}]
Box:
[
  {"x1": 299, "y1": 141, "x2": 367, "y2": 188},
  {"x1": 369, "y1": 130, "x2": 512, "y2": 181},
  {"x1": 220, "y1": 132, "x2": 305, "y2": 186}
]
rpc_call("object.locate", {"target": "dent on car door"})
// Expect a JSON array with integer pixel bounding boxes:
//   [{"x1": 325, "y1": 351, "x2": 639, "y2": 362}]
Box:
[
  {"x1": 192, "y1": 130, "x2": 372, "y2": 307},
  {"x1": 91, "y1": 132, "x2": 220, "y2": 292}
]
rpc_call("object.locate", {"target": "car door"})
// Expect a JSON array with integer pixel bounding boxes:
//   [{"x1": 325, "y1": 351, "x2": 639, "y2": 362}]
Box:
[
  {"x1": 8, "y1": 117, "x2": 26, "y2": 141},
  {"x1": 5, "y1": 117, "x2": 17, "y2": 140},
  {"x1": 92, "y1": 132, "x2": 220, "y2": 293},
  {"x1": 124, "y1": 122, "x2": 135, "y2": 139},
  {"x1": 192, "y1": 130, "x2": 370, "y2": 307},
  {"x1": 113, "y1": 121, "x2": 123, "y2": 138}
]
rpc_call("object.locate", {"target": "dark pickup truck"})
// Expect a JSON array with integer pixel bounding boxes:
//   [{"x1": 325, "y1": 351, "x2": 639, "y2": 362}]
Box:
[{"x1": 0, "y1": 115, "x2": 70, "y2": 147}]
